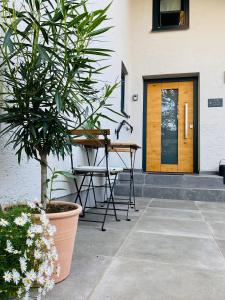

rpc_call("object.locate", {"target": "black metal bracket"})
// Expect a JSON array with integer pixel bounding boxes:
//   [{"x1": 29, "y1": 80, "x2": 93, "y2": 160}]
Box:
[{"x1": 115, "y1": 120, "x2": 133, "y2": 140}]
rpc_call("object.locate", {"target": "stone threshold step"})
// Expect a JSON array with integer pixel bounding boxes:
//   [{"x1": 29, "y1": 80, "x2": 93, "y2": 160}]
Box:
[
  {"x1": 114, "y1": 184, "x2": 225, "y2": 202},
  {"x1": 118, "y1": 173, "x2": 225, "y2": 189}
]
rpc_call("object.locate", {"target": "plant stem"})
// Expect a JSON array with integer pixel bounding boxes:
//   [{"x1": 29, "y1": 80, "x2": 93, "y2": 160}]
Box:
[{"x1": 40, "y1": 152, "x2": 48, "y2": 209}]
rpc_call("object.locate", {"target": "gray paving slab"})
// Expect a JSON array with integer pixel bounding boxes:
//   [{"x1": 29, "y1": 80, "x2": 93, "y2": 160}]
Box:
[
  {"x1": 89, "y1": 258, "x2": 225, "y2": 300},
  {"x1": 79, "y1": 213, "x2": 139, "y2": 231},
  {"x1": 47, "y1": 254, "x2": 112, "y2": 300},
  {"x1": 144, "y1": 207, "x2": 203, "y2": 220},
  {"x1": 216, "y1": 239, "x2": 225, "y2": 257},
  {"x1": 117, "y1": 232, "x2": 225, "y2": 270},
  {"x1": 47, "y1": 198, "x2": 225, "y2": 300},
  {"x1": 150, "y1": 199, "x2": 198, "y2": 210},
  {"x1": 208, "y1": 222, "x2": 225, "y2": 240},
  {"x1": 196, "y1": 201, "x2": 225, "y2": 213},
  {"x1": 75, "y1": 226, "x2": 129, "y2": 257},
  {"x1": 202, "y1": 211, "x2": 225, "y2": 223},
  {"x1": 135, "y1": 217, "x2": 212, "y2": 238}
]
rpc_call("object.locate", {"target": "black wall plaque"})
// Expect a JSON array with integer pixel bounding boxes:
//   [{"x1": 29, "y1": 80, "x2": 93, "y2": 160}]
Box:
[{"x1": 208, "y1": 98, "x2": 223, "y2": 108}]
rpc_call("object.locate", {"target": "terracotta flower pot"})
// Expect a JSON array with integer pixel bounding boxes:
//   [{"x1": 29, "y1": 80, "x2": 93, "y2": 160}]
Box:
[{"x1": 46, "y1": 201, "x2": 82, "y2": 283}]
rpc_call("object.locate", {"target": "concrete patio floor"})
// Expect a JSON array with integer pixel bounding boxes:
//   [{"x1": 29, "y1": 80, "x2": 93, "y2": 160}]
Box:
[{"x1": 47, "y1": 198, "x2": 225, "y2": 300}]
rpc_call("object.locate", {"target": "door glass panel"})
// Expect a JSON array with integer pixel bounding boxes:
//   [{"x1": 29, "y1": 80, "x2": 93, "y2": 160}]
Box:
[{"x1": 161, "y1": 89, "x2": 178, "y2": 165}]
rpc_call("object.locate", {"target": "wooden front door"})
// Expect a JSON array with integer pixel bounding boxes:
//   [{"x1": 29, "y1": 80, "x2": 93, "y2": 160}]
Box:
[{"x1": 146, "y1": 81, "x2": 194, "y2": 173}]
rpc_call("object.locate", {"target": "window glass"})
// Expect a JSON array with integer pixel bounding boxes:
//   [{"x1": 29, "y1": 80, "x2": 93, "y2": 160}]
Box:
[
  {"x1": 152, "y1": 0, "x2": 188, "y2": 31},
  {"x1": 160, "y1": 0, "x2": 181, "y2": 12}
]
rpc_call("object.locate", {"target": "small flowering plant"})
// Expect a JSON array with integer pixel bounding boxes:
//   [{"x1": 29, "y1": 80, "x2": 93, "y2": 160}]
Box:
[{"x1": 0, "y1": 202, "x2": 59, "y2": 299}]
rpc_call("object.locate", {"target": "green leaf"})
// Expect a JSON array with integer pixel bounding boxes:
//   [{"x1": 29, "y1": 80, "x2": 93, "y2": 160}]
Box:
[
  {"x1": 54, "y1": 171, "x2": 76, "y2": 179},
  {"x1": 37, "y1": 44, "x2": 51, "y2": 62},
  {"x1": 89, "y1": 26, "x2": 113, "y2": 37},
  {"x1": 3, "y1": 29, "x2": 14, "y2": 53},
  {"x1": 55, "y1": 90, "x2": 63, "y2": 112}
]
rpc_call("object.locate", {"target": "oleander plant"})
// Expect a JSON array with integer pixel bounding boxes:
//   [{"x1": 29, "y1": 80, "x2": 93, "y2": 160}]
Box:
[
  {"x1": 0, "y1": 0, "x2": 117, "y2": 209},
  {"x1": 0, "y1": 202, "x2": 59, "y2": 300}
]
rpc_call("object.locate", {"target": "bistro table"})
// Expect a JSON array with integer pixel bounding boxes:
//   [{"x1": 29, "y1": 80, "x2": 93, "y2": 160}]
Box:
[
  {"x1": 70, "y1": 133, "x2": 141, "y2": 225},
  {"x1": 108, "y1": 143, "x2": 141, "y2": 213}
]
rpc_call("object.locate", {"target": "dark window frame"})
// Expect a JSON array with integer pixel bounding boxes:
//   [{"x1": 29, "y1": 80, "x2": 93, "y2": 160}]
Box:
[
  {"x1": 152, "y1": 0, "x2": 189, "y2": 32},
  {"x1": 121, "y1": 62, "x2": 129, "y2": 118}
]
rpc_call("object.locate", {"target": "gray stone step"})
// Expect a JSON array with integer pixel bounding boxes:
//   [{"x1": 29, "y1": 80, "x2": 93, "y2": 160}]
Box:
[
  {"x1": 118, "y1": 173, "x2": 225, "y2": 189},
  {"x1": 114, "y1": 183, "x2": 225, "y2": 202},
  {"x1": 115, "y1": 173, "x2": 225, "y2": 202}
]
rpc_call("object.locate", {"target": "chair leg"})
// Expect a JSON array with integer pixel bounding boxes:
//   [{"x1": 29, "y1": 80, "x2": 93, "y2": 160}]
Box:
[
  {"x1": 82, "y1": 174, "x2": 93, "y2": 216},
  {"x1": 90, "y1": 176, "x2": 98, "y2": 208},
  {"x1": 74, "y1": 177, "x2": 86, "y2": 217},
  {"x1": 131, "y1": 169, "x2": 139, "y2": 212},
  {"x1": 101, "y1": 174, "x2": 120, "y2": 231},
  {"x1": 110, "y1": 174, "x2": 120, "y2": 222}
]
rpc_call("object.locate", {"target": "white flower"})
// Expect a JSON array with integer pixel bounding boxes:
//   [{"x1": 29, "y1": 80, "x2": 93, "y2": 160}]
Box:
[
  {"x1": 34, "y1": 249, "x2": 42, "y2": 260},
  {"x1": 28, "y1": 224, "x2": 43, "y2": 235},
  {"x1": 0, "y1": 218, "x2": 9, "y2": 227},
  {"x1": 27, "y1": 201, "x2": 36, "y2": 209},
  {"x1": 48, "y1": 247, "x2": 58, "y2": 261},
  {"x1": 41, "y1": 237, "x2": 51, "y2": 250},
  {"x1": 5, "y1": 240, "x2": 14, "y2": 253},
  {"x1": 37, "y1": 275, "x2": 45, "y2": 285},
  {"x1": 39, "y1": 260, "x2": 49, "y2": 274},
  {"x1": 21, "y1": 212, "x2": 30, "y2": 223},
  {"x1": 3, "y1": 271, "x2": 12, "y2": 282},
  {"x1": 45, "y1": 265, "x2": 53, "y2": 277},
  {"x1": 12, "y1": 269, "x2": 21, "y2": 285},
  {"x1": 40, "y1": 211, "x2": 49, "y2": 226},
  {"x1": 47, "y1": 224, "x2": 56, "y2": 236},
  {"x1": 17, "y1": 287, "x2": 23, "y2": 297},
  {"x1": 27, "y1": 228, "x2": 35, "y2": 239},
  {"x1": 25, "y1": 269, "x2": 36, "y2": 282},
  {"x1": 26, "y1": 239, "x2": 33, "y2": 247},
  {"x1": 44, "y1": 278, "x2": 55, "y2": 291},
  {"x1": 14, "y1": 216, "x2": 27, "y2": 227},
  {"x1": 35, "y1": 239, "x2": 42, "y2": 248},
  {"x1": 34, "y1": 225, "x2": 43, "y2": 234},
  {"x1": 19, "y1": 257, "x2": 27, "y2": 273},
  {"x1": 22, "y1": 277, "x2": 31, "y2": 291}
]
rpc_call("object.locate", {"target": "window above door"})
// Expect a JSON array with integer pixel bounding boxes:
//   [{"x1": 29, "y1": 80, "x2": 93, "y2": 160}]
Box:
[{"x1": 152, "y1": 0, "x2": 189, "y2": 32}]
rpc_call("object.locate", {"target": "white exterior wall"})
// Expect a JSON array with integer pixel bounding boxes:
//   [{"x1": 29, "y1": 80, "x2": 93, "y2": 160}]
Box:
[
  {"x1": 96, "y1": 0, "x2": 225, "y2": 173},
  {"x1": 0, "y1": 0, "x2": 131, "y2": 202},
  {"x1": 126, "y1": 0, "x2": 225, "y2": 172}
]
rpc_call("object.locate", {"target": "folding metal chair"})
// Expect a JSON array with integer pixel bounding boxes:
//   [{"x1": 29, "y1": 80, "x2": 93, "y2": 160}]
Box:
[{"x1": 69, "y1": 129, "x2": 123, "y2": 231}]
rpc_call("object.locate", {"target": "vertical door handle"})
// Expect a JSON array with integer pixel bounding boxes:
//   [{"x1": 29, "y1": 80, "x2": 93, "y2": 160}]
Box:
[{"x1": 184, "y1": 103, "x2": 188, "y2": 139}]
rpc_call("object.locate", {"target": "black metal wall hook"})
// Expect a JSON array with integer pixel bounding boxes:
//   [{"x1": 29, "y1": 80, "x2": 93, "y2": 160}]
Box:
[{"x1": 115, "y1": 120, "x2": 133, "y2": 140}]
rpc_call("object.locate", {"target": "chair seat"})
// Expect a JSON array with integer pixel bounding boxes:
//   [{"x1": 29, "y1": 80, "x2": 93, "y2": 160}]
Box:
[{"x1": 73, "y1": 166, "x2": 123, "y2": 175}]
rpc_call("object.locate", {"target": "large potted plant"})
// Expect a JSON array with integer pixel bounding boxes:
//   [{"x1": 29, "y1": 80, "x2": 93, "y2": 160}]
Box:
[{"x1": 0, "y1": 0, "x2": 116, "y2": 284}]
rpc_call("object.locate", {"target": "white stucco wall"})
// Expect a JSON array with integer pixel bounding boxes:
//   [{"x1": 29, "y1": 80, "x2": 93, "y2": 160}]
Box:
[
  {"x1": 94, "y1": 0, "x2": 225, "y2": 173},
  {"x1": 125, "y1": 0, "x2": 225, "y2": 172},
  {"x1": 0, "y1": 0, "x2": 132, "y2": 202}
]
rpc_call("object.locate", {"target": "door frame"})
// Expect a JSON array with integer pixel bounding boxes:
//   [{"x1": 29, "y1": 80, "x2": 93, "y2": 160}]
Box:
[{"x1": 143, "y1": 75, "x2": 199, "y2": 173}]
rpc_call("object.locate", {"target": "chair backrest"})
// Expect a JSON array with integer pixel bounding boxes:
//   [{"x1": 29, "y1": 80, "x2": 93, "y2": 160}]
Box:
[
  {"x1": 69, "y1": 129, "x2": 110, "y2": 136},
  {"x1": 69, "y1": 129, "x2": 111, "y2": 148}
]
